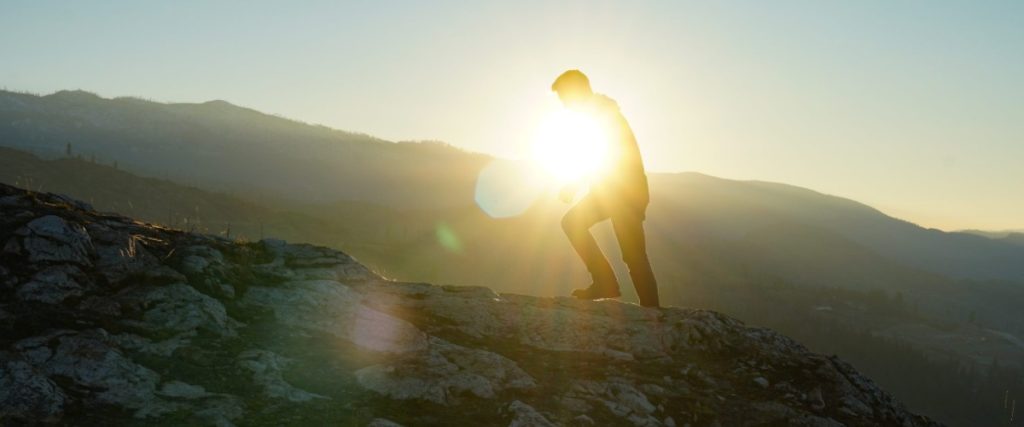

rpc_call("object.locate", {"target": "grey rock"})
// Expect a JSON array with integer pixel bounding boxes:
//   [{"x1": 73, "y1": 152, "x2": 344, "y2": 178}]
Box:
[
  {"x1": 158, "y1": 380, "x2": 210, "y2": 399},
  {"x1": 18, "y1": 215, "x2": 93, "y2": 265},
  {"x1": 0, "y1": 353, "x2": 67, "y2": 421},
  {"x1": 749, "y1": 401, "x2": 844, "y2": 426},
  {"x1": 0, "y1": 195, "x2": 29, "y2": 207},
  {"x1": 367, "y1": 418, "x2": 405, "y2": 427},
  {"x1": 14, "y1": 330, "x2": 74, "y2": 358},
  {"x1": 840, "y1": 395, "x2": 874, "y2": 417},
  {"x1": 808, "y1": 387, "x2": 826, "y2": 411},
  {"x1": 242, "y1": 280, "x2": 428, "y2": 353},
  {"x1": 2, "y1": 236, "x2": 21, "y2": 256},
  {"x1": 237, "y1": 350, "x2": 327, "y2": 402},
  {"x1": 640, "y1": 383, "x2": 667, "y2": 397},
  {"x1": 0, "y1": 186, "x2": 941, "y2": 426},
  {"x1": 127, "y1": 283, "x2": 239, "y2": 336},
  {"x1": 0, "y1": 264, "x2": 15, "y2": 289},
  {"x1": 192, "y1": 395, "x2": 245, "y2": 427},
  {"x1": 358, "y1": 284, "x2": 674, "y2": 361},
  {"x1": 566, "y1": 379, "x2": 662, "y2": 426},
  {"x1": 250, "y1": 257, "x2": 297, "y2": 282},
  {"x1": 262, "y1": 240, "x2": 376, "y2": 280},
  {"x1": 142, "y1": 265, "x2": 188, "y2": 283},
  {"x1": 260, "y1": 238, "x2": 288, "y2": 254},
  {"x1": 78, "y1": 296, "x2": 122, "y2": 316},
  {"x1": 91, "y1": 223, "x2": 162, "y2": 282},
  {"x1": 113, "y1": 333, "x2": 192, "y2": 357},
  {"x1": 185, "y1": 245, "x2": 224, "y2": 262},
  {"x1": 560, "y1": 396, "x2": 592, "y2": 413},
  {"x1": 38, "y1": 329, "x2": 178, "y2": 418},
  {"x1": 179, "y1": 245, "x2": 224, "y2": 275},
  {"x1": 196, "y1": 278, "x2": 236, "y2": 300},
  {"x1": 507, "y1": 400, "x2": 555, "y2": 427},
  {"x1": 50, "y1": 193, "x2": 94, "y2": 211},
  {"x1": 607, "y1": 380, "x2": 657, "y2": 416},
  {"x1": 573, "y1": 414, "x2": 596, "y2": 426},
  {"x1": 180, "y1": 255, "x2": 210, "y2": 274},
  {"x1": 17, "y1": 265, "x2": 85, "y2": 304},
  {"x1": 294, "y1": 267, "x2": 340, "y2": 280},
  {"x1": 355, "y1": 337, "x2": 536, "y2": 405}
]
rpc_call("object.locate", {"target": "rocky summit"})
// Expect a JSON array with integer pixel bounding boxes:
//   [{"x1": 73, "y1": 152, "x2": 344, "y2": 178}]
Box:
[{"x1": 0, "y1": 183, "x2": 938, "y2": 427}]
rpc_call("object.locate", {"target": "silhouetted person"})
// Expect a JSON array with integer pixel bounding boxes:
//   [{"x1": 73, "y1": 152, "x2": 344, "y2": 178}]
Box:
[{"x1": 553, "y1": 70, "x2": 660, "y2": 308}]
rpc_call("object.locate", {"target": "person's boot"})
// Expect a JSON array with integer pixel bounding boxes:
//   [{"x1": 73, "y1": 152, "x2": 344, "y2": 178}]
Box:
[{"x1": 572, "y1": 280, "x2": 621, "y2": 300}]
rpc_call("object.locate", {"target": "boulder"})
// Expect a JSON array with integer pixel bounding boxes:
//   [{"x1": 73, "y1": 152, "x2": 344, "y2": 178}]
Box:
[
  {"x1": 17, "y1": 265, "x2": 85, "y2": 304},
  {"x1": 237, "y1": 350, "x2": 327, "y2": 402},
  {"x1": 507, "y1": 400, "x2": 555, "y2": 427},
  {"x1": 16, "y1": 215, "x2": 93, "y2": 265},
  {"x1": 0, "y1": 353, "x2": 67, "y2": 422}
]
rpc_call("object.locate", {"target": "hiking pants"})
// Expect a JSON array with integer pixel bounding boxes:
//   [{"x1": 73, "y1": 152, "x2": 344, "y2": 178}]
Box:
[{"x1": 560, "y1": 194, "x2": 660, "y2": 307}]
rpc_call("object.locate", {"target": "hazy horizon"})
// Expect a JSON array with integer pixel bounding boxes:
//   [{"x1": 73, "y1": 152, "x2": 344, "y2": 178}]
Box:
[{"x1": 3, "y1": 1, "x2": 1022, "y2": 230}]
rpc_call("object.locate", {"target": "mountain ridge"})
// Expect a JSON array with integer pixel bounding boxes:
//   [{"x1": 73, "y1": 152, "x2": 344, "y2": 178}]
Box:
[
  {"x1": 4, "y1": 88, "x2": 1023, "y2": 285},
  {"x1": 0, "y1": 182, "x2": 939, "y2": 426},
  {"x1": 0, "y1": 89, "x2": 491, "y2": 207}
]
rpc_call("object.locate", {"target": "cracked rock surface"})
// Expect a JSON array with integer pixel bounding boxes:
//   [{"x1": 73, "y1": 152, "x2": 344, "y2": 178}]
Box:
[{"x1": 0, "y1": 184, "x2": 939, "y2": 426}]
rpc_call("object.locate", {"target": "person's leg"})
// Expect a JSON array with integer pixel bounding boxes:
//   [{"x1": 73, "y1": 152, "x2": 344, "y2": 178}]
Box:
[
  {"x1": 561, "y1": 195, "x2": 619, "y2": 294},
  {"x1": 611, "y1": 207, "x2": 660, "y2": 307}
]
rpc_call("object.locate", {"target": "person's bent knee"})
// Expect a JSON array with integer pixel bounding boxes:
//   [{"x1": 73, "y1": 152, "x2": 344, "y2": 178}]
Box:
[{"x1": 560, "y1": 213, "x2": 576, "y2": 234}]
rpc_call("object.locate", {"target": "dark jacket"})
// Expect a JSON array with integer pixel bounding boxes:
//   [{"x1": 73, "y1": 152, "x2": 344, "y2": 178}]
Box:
[{"x1": 586, "y1": 94, "x2": 650, "y2": 211}]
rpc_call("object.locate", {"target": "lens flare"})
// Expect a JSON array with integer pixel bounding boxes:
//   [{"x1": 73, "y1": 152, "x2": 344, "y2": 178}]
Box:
[
  {"x1": 532, "y1": 110, "x2": 610, "y2": 183},
  {"x1": 474, "y1": 159, "x2": 546, "y2": 218},
  {"x1": 435, "y1": 222, "x2": 463, "y2": 252}
]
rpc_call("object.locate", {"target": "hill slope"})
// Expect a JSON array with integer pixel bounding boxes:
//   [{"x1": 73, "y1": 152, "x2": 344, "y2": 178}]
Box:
[
  {"x1": 0, "y1": 89, "x2": 490, "y2": 208},
  {"x1": 2, "y1": 89, "x2": 1022, "y2": 285},
  {"x1": 5, "y1": 145, "x2": 1022, "y2": 425},
  {"x1": 650, "y1": 173, "x2": 1024, "y2": 282},
  {"x1": 0, "y1": 146, "x2": 362, "y2": 247},
  {"x1": 0, "y1": 184, "x2": 938, "y2": 426}
]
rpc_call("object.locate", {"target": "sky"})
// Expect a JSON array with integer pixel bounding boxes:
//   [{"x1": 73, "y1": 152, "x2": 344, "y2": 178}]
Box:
[{"x1": 2, "y1": 1, "x2": 1023, "y2": 230}]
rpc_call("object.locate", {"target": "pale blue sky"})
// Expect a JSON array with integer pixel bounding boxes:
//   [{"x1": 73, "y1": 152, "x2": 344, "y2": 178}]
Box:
[{"x1": 2, "y1": 1, "x2": 1022, "y2": 230}]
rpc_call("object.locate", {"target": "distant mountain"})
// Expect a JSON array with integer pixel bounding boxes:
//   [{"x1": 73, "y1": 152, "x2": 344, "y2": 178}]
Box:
[
  {"x1": 3, "y1": 89, "x2": 1022, "y2": 286},
  {"x1": 0, "y1": 89, "x2": 490, "y2": 208},
  {"x1": 960, "y1": 229, "x2": 1024, "y2": 248},
  {"x1": 649, "y1": 174, "x2": 1024, "y2": 283},
  {"x1": 1005, "y1": 233, "x2": 1024, "y2": 247}
]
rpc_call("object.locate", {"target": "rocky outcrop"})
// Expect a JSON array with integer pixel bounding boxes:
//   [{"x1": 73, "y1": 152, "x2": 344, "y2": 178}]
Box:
[{"x1": 0, "y1": 183, "x2": 939, "y2": 426}]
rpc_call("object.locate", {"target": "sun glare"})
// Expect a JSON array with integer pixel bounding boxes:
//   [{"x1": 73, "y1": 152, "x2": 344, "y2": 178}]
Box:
[{"x1": 532, "y1": 110, "x2": 611, "y2": 183}]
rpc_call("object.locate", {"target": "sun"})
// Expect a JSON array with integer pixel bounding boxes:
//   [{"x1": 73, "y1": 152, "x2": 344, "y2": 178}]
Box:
[{"x1": 531, "y1": 109, "x2": 611, "y2": 183}]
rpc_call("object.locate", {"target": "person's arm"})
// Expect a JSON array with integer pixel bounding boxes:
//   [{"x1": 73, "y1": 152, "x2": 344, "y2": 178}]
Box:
[{"x1": 559, "y1": 182, "x2": 580, "y2": 203}]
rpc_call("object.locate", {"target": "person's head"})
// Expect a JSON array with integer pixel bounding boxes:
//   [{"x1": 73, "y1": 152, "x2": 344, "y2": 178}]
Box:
[{"x1": 551, "y1": 69, "x2": 593, "y2": 108}]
